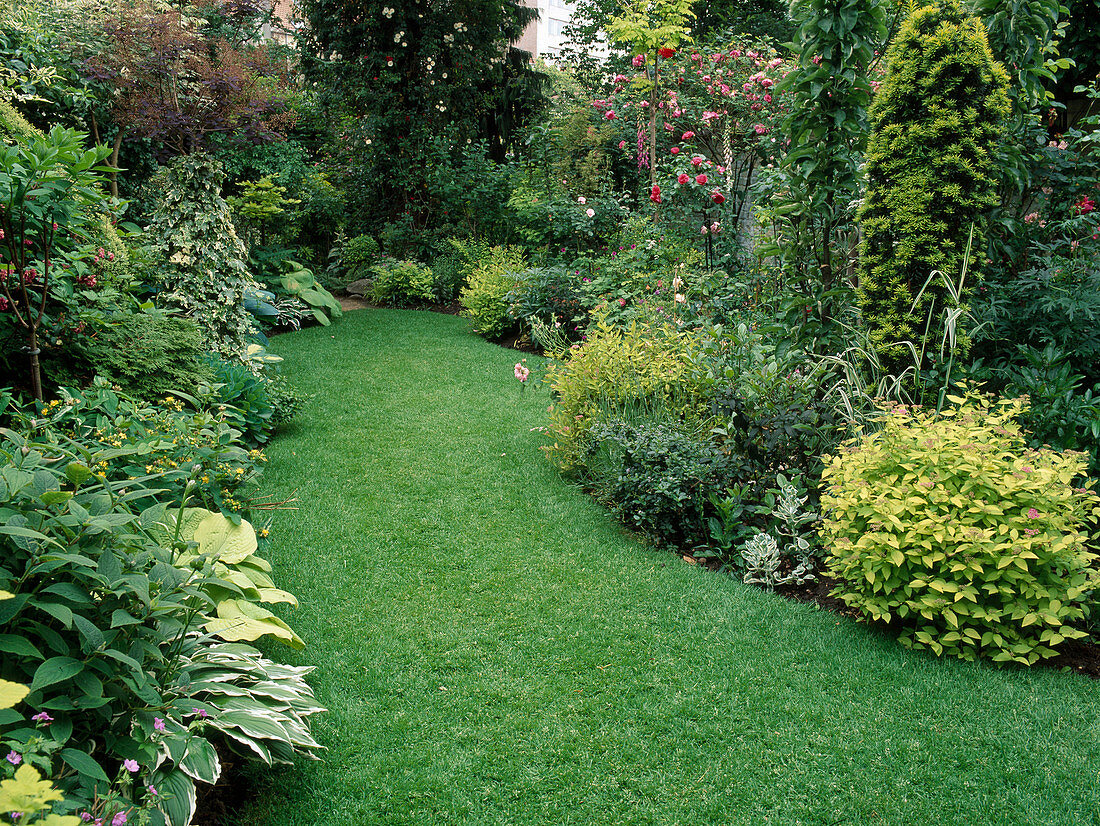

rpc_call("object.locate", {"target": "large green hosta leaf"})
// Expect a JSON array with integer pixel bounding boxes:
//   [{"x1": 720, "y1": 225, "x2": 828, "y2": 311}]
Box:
[
  {"x1": 204, "y1": 599, "x2": 304, "y2": 649},
  {"x1": 154, "y1": 509, "x2": 301, "y2": 645}
]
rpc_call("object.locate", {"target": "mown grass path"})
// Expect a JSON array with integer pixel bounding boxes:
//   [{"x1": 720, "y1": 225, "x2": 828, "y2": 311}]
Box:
[{"x1": 236, "y1": 309, "x2": 1100, "y2": 826}]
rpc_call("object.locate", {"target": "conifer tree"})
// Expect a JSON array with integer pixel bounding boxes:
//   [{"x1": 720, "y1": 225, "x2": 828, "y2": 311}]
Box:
[{"x1": 856, "y1": 0, "x2": 1009, "y2": 371}]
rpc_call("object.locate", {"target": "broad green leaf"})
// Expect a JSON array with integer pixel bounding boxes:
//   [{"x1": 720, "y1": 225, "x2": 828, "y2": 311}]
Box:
[
  {"x1": 31, "y1": 657, "x2": 84, "y2": 692},
  {"x1": 60, "y1": 748, "x2": 111, "y2": 786}
]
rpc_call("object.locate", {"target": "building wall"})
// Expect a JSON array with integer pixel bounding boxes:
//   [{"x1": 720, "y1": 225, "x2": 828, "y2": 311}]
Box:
[{"x1": 517, "y1": 0, "x2": 607, "y2": 61}]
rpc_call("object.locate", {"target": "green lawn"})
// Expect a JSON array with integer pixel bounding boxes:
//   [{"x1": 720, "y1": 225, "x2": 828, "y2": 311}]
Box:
[{"x1": 234, "y1": 309, "x2": 1100, "y2": 826}]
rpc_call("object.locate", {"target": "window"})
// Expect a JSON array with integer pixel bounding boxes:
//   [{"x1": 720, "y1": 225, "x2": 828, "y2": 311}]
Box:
[
  {"x1": 547, "y1": 17, "x2": 567, "y2": 35},
  {"x1": 549, "y1": 0, "x2": 574, "y2": 8}
]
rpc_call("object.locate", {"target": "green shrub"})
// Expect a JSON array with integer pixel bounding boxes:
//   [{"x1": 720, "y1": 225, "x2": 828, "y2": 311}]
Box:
[
  {"x1": 587, "y1": 417, "x2": 725, "y2": 549},
  {"x1": 368, "y1": 258, "x2": 435, "y2": 306},
  {"x1": 430, "y1": 237, "x2": 491, "y2": 303},
  {"x1": 459, "y1": 246, "x2": 528, "y2": 339},
  {"x1": 0, "y1": 386, "x2": 320, "y2": 817},
  {"x1": 505, "y1": 264, "x2": 587, "y2": 339},
  {"x1": 23, "y1": 379, "x2": 266, "y2": 516},
  {"x1": 145, "y1": 153, "x2": 260, "y2": 361},
  {"x1": 856, "y1": 0, "x2": 1009, "y2": 371},
  {"x1": 84, "y1": 214, "x2": 133, "y2": 287},
  {"x1": 544, "y1": 317, "x2": 707, "y2": 470},
  {"x1": 0, "y1": 96, "x2": 40, "y2": 143},
  {"x1": 68, "y1": 311, "x2": 214, "y2": 401},
  {"x1": 198, "y1": 356, "x2": 279, "y2": 446},
  {"x1": 322, "y1": 233, "x2": 379, "y2": 292},
  {"x1": 820, "y1": 390, "x2": 1100, "y2": 665}
]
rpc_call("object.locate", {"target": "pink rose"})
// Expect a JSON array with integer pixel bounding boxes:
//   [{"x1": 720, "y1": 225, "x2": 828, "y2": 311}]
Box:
[
  {"x1": 677, "y1": 173, "x2": 690, "y2": 184},
  {"x1": 695, "y1": 174, "x2": 708, "y2": 185}
]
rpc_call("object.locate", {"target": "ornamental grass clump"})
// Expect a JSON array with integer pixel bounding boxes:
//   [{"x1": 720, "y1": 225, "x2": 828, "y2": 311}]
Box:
[{"x1": 820, "y1": 390, "x2": 1100, "y2": 665}]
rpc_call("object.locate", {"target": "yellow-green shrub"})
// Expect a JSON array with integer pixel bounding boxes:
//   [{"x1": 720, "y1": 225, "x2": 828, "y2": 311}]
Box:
[
  {"x1": 458, "y1": 245, "x2": 527, "y2": 339},
  {"x1": 544, "y1": 316, "x2": 709, "y2": 470},
  {"x1": 820, "y1": 390, "x2": 1100, "y2": 665}
]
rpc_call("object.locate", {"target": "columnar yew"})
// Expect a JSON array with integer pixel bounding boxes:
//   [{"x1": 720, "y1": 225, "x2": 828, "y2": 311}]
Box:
[{"x1": 856, "y1": 0, "x2": 1009, "y2": 372}]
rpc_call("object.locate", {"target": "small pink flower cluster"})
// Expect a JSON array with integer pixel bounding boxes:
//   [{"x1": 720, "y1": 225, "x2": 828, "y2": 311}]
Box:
[{"x1": 514, "y1": 362, "x2": 529, "y2": 382}]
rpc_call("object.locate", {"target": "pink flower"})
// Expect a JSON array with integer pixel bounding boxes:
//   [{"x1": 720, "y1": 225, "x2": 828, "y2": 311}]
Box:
[
  {"x1": 632, "y1": 54, "x2": 645, "y2": 67},
  {"x1": 618, "y1": 140, "x2": 626, "y2": 149},
  {"x1": 1027, "y1": 508, "x2": 1040, "y2": 519},
  {"x1": 701, "y1": 111, "x2": 720, "y2": 123},
  {"x1": 763, "y1": 93, "x2": 772, "y2": 103},
  {"x1": 32, "y1": 712, "x2": 52, "y2": 723},
  {"x1": 585, "y1": 208, "x2": 595, "y2": 218},
  {"x1": 753, "y1": 123, "x2": 768, "y2": 134},
  {"x1": 691, "y1": 156, "x2": 703, "y2": 167},
  {"x1": 695, "y1": 174, "x2": 708, "y2": 185},
  {"x1": 604, "y1": 110, "x2": 616, "y2": 120},
  {"x1": 1076, "y1": 195, "x2": 1096, "y2": 215},
  {"x1": 153, "y1": 717, "x2": 166, "y2": 732},
  {"x1": 700, "y1": 225, "x2": 709, "y2": 234},
  {"x1": 6, "y1": 751, "x2": 21, "y2": 765},
  {"x1": 670, "y1": 147, "x2": 680, "y2": 155},
  {"x1": 677, "y1": 173, "x2": 690, "y2": 184},
  {"x1": 681, "y1": 131, "x2": 695, "y2": 140},
  {"x1": 124, "y1": 759, "x2": 139, "y2": 773},
  {"x1": 514, "y1": 363, "x2": 530, "y2": 382},
  {"x1": 112, "y1": 813, "x2": 127, "y2": 826}
]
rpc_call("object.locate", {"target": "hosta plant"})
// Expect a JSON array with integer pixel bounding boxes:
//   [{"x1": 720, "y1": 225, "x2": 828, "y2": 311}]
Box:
[
  {"x1": 820, "y1": 390, "x2": 1100, "y2": 665},
  {"x1": 144, "y1": 635, "x2": 325, "y2": 826},
  {"x1": 154, "y1": 508, "x2": 303, "y2": 648}
]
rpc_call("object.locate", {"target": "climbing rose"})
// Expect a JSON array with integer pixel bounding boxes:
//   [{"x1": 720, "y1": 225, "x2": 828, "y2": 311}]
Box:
[
  {"x1": 682, "y1": 131, "x2": 695, "y2": 140},
  {"x1": 677, "y1": 173, "x2": 690, "y2": 184},
  {"x1": 695, "y1": 174, "x2": 708, "y2": 185},
  {"x1": 710, "y1": 190, "x2": 725, "y2": 204},
  {"x1": 650, "y1": 184, "x2": 662, "y2": 204}
]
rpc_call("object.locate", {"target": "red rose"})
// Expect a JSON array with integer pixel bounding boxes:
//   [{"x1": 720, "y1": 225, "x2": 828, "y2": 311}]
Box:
[
  {"x1": 695, "y1": 174, "x2": 708, "y2": 185},
  {"x1": 658, "y1": 47, "x2": 676, "y2": 58},
  {"x1": 710, "y1": 190, "x2": 725, "y2": 204},
  {"x1": 650, "y1": 185, "x2": 662, "y2": 204},
  {"x1": 677, "y1": 173, "x2": 690, "y2": 184}
]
